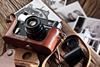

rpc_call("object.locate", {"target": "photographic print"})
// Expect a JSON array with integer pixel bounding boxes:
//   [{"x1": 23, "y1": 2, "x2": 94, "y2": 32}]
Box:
[
  {"x1": 74, "y1": 16, "x2": 100, "y2": 54},
  {"x1": 55, "y1": 1, "x2": 87, "y2": 28},
  {"x1": 15, "y1": 0, "x2": 62, "y2": 22}
]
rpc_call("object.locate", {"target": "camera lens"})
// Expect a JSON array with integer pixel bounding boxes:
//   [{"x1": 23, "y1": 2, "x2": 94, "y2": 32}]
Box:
[
  {"x1": 28, "y1": 20, "x2": 37, "y2": 27},
  {"x1": 25, "y1": 16, "x2": 46, "y2": 40}
]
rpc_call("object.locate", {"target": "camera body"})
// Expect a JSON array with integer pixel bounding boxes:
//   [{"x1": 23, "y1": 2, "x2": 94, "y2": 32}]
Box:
[{"x1": 3, "y1": 10, "x2": 62, "y2": 54}]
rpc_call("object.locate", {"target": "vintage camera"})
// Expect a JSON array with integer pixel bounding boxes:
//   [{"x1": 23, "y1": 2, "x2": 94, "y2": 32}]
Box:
[{"x1": 3, "y1": 10, "x2": 62, "y2": 54}]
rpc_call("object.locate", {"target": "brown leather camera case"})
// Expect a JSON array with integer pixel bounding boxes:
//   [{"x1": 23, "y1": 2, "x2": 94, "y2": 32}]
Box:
[{"x1": 3, "y1": 19, "x2": 61, "y2": 55}]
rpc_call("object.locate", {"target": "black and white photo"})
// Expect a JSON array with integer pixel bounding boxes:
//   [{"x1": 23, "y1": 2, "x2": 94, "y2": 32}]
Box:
[{"x1": 74, "y1": 16, "x2": 100, "y2": 54}]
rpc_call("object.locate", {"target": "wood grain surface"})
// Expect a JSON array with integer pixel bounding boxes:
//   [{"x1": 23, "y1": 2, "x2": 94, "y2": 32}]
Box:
[
  {"x1": 0, "y1": 0, "x2": 32, "y2": 33},
  {"x1": 0, "y1": 0, "x2": 32, "y2": 55}
]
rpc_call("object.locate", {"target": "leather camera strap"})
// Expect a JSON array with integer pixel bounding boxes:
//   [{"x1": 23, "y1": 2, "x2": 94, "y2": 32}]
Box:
[{"x1": 42, "y1": 34, "x2": 91, "y2": 67}]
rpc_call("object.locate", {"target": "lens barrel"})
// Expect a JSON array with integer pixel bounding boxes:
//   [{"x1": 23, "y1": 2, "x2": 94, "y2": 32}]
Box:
[{"x1": 25, "y1": 16, "x2": 46, "y2": 40}]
